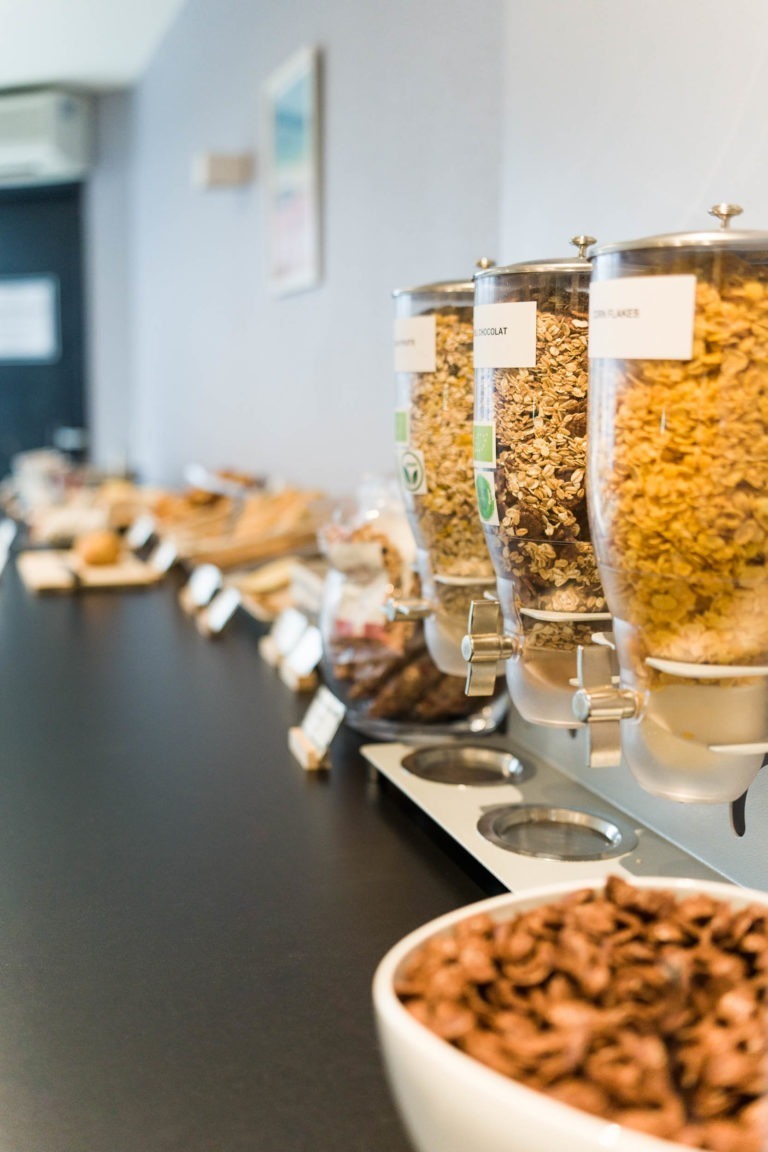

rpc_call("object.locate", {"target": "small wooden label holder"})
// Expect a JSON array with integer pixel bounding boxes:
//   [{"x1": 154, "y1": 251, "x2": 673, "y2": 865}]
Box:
[
  {"x1": 179, "y1": 563, "x2": 223, "y2": 616},
  {"x1": 196, "y1": 586, "x2": 242, "y2": 636},
  {"x1": 126, "y1": 514, "x2": 157, "y2": 551},
  {"x1": 288, "y1": 686, "x2": 346, "y2": 771},
  {"x1": 258, "y1": 607, "x2": 309, "y2": 668},
  {"x1": 279, "y1": 624, "x2": 322, "y2": 693}
]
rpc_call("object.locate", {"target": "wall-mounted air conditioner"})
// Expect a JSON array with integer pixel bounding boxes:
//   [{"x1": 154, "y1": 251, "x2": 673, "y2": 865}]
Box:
[{"x1": 0, "y1": 89, "x2": 93, "y2": 187}]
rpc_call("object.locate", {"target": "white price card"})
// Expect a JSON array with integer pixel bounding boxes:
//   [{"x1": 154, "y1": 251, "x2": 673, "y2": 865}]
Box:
[
  {"x1": 0, "y1": 518, "x2": 17, "y2": 552},
  {"x1": 149, "y1": 539, "x2": 178, "y2": 573},
  {"x1": 301, "y1": 686, "x2": 346, "y2": 755},
  {"x1": 473, "y1": 302, "x2": 537, "y2": 369},
  {"x1": 282, "y1": 624, "x2": 322, "y2": 680},
  {"x1": 271, "y1": 607, "x2": 309, "y2": 657},
  {"x1": 0, "y1": 517, "x2": 16, "y2": 577},
  {"x1": 203, "y1": 586, "x2": 241, "y2": 634},
  {"x1": 187, "y1": 564, "x2": 222, "y2": 607},
  {"x1": 588, "y1": 275, "x2": 696, "y2": 360},
  {"x1": 126, "y1": 514, "x2": 156, "y2": 550},
  {"x1": 394, "y1": 315, "x2": 437, "y2": 373}
]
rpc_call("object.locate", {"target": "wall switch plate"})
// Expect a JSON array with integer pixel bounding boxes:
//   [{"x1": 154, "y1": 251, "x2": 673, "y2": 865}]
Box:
[{"x1": 192, "y1": 152, "x2": 255, "y2": 189}]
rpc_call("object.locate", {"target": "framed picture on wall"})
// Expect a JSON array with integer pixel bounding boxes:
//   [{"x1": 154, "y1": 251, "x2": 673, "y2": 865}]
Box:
[{"x1": 263, "y1": 45, "x2": 322, "y2": 295}]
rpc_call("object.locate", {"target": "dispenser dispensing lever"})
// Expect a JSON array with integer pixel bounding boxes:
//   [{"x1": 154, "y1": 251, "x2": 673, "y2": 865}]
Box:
[
  {"x1": 382, "y1": 596, "x2": 432, "y2": 622},
  {"x1": 461, "y1": 599, "x2": 519, "y2": 697},
  {"x1": 572, "y1": 645, "x2": 637, "y2": 769}
]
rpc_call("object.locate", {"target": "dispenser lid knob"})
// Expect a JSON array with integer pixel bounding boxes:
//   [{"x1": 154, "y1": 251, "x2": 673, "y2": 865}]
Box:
[
  {"x1": 708, "y1": 203, "x2": 743, "y2": 229},
  {"x1": 570, "y1": 234, "x2": 597, "y2": 258}
]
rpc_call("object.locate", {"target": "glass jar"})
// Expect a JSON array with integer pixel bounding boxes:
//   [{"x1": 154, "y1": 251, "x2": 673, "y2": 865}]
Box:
[
  {"x1": 587, "y1": 204, "x2": 768, "y2": 800},
  {"x1": 318, "y1": 479, "x2": 506, "y2": 739},
  {"x1": 471, "y1": 238, "x2": 609, "y2": 725},
  {"x1": 393, "y1": 276, "x2": 497, "y2": 675}
]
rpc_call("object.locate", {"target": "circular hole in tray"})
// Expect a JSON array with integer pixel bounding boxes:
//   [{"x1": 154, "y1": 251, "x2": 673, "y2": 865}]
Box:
[
  {"x1": 477, "y1": 804, "x2": 638, "y2": 861},
  {"x1": 400, "y1": 745, "x2": 532, "y2": 786}
]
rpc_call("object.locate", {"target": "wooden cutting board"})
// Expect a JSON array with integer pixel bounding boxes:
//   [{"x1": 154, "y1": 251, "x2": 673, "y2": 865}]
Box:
[{"x1": 16, "y1": 550, "x2": 164, "y2": 593}]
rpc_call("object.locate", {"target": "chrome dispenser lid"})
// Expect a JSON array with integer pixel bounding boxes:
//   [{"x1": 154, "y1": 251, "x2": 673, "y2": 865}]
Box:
[
  {"x1": 393, "y1": 257, "x2": 495, "y2": 299},
  {"x1": 591, "y1": 204, "x2": 768, "y2": 257},
  {"x1": 391, "y1": 279, "x2": 474, "y2": 299},
  {"x1": 474, "y1": 235, "x2": 596, "y2": 281}
]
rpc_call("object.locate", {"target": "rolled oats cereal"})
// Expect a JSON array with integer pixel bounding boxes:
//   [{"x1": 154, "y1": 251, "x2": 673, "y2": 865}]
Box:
[
  {"x1": 591, "y1": 260, "x2": 768, "y2": 667},
  {"x1": 396, "y1": 876, "x2": 768, "y2": 1152}
]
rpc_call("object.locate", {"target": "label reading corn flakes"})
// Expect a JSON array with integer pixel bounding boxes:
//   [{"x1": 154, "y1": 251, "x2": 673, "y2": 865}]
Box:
[{"x1": 589, "y1": 274, "x2": 696, "y2": 360}]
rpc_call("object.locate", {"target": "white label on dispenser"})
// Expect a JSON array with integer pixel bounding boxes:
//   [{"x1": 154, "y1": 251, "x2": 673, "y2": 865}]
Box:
[
  {"x1": 394, "y1": 316, "x2": 436, "y2": 372},
  {"x1": 473, "y1": 302, "x2": 537, "y2": 368},
  {"x1": 588, "y1": 274, "x2": 696, "y2": 360}
]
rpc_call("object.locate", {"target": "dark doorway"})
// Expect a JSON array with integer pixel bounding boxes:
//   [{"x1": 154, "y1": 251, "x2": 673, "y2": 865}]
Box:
[{"x1": 0, "y1": 183, "x2": 87, "y2": 479}]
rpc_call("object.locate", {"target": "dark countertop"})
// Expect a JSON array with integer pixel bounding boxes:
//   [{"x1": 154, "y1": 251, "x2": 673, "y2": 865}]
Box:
[{"x1": 0, "y1": 560, "x2": 495, "y2": 1152}]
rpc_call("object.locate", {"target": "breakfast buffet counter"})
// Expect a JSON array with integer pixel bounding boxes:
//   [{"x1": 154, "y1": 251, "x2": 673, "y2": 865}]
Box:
[{"x1": 0, "y1": 558, "x2": 495, "y2": 1152}]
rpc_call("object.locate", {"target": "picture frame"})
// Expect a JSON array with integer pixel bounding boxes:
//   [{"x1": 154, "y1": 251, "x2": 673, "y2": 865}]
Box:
[{"x1": 263, "y1": 45, "x2": 322, "y2": 295}]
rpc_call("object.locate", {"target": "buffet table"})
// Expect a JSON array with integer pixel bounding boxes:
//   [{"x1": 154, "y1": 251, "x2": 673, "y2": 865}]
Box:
[{"x1": 0, "y1": 558, "x2": 493, "y2": 1152}]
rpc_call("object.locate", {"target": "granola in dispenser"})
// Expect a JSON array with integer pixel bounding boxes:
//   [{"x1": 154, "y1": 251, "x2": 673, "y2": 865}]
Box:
[
  {"x1": 482, "y1": 290, "x2": 606, "y2": 641},
  {"x1": 403, "y1": 306, "x2": 494, "y2": 579}
]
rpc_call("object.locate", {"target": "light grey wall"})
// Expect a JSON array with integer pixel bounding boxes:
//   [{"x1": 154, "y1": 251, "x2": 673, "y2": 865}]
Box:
[
  {"x1": 89, "y1": 0, "x2": 504, "y2": 492},
  {"x1": 498, "y1": 0, "x2": 768, "y2": 260},
  {"x1": 90, "y1": 0, "x2": 768, "y2": 488}
]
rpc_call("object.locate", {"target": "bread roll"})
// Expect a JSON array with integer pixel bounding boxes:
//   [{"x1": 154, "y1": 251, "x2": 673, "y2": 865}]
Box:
[{"x1": 74, "y1": 530, "x2": 121, "y2": 566}]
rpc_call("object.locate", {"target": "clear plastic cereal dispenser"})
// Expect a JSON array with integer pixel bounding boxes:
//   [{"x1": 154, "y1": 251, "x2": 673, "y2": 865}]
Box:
[
  {"x1": 392, "y1": 272, "x2": 498, "y2": 676},
  {"x1": 464, "y1": 237, "x2": 611, "y2": 726},
  {"x1": 578, "y1": 204, "x2": 768, "y2": 801}
]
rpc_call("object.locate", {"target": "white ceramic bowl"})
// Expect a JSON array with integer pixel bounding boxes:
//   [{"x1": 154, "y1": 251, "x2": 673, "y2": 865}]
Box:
[{"x1": 372, "y1": 876, "x2": 768, "y2": 1152}]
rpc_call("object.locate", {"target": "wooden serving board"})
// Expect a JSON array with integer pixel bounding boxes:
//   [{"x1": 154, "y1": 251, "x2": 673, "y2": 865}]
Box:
[{"x1": 16, "y1": 550, "x2": 164, "y2": 593}]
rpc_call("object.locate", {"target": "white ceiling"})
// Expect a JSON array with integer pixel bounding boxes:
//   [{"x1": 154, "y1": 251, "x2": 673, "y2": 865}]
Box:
[{"x1": 0, "y1": 0, "x2": 188, "y2": 92}]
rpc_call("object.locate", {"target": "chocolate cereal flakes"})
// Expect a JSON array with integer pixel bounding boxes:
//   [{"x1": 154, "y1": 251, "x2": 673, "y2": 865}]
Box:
[{"x1": 395, "y1": 876, "x2": 768, "y2": 1151}]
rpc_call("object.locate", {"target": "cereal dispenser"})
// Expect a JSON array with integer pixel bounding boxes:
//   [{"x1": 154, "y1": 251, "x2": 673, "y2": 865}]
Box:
[
  {"x1": 463, "y1": 238, "x2": 611, "y2": 726},
  {"x1": 575, "y1": 204, "x2": 768, "y2": 803},
  {"x1": 391, "y1": 271, "x2": 499, "y2": 676}
]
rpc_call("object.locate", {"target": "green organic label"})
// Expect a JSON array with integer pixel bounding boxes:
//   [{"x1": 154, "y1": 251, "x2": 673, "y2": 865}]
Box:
[
  {"x1": 399, "y1": 448, "x2": 427, "y2": 495},
  {"x1": 394, "y1": 409, "x2": 409, "y2": 445},
  {"x1": 473, "y1": 422, "x2": 496, "y2": 466},
  {"x1": 475, "y1": 470, "x2": 498, "y2": 525}
]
